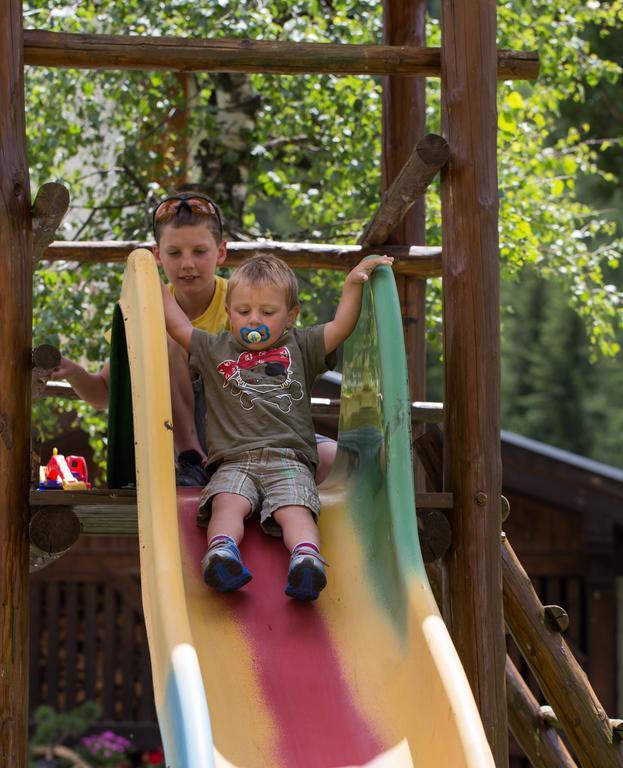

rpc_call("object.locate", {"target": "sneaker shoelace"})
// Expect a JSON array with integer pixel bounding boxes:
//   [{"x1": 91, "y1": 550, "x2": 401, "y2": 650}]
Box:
[{"x1": 290, "y1": 543, "x2": 329, "y2": 567}]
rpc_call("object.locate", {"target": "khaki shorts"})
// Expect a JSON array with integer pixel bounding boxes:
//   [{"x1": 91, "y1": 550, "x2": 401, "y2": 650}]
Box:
[{"x1": 197, "y1": 448, "x2": 321, "y2": 537}]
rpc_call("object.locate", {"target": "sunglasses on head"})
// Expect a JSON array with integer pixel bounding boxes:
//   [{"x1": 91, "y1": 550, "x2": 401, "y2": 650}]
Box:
[{"x1": 152, "y1": 192, "x2": 223, "y2": 239}]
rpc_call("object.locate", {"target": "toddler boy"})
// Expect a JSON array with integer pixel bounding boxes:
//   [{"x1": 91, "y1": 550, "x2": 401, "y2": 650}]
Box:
[{"x1": 160, "y1": 252, "x2": 393, "y2": 600}]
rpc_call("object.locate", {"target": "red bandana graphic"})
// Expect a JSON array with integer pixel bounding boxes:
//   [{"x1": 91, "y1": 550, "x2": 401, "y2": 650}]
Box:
[{"x1": 217, "y1": 346, "x2": 290, "y2": 383}]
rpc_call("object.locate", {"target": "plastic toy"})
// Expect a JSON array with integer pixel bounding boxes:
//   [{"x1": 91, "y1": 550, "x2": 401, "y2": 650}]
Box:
[{"x1": 38, "y1": 447, "x2": 91, "y2": 490}]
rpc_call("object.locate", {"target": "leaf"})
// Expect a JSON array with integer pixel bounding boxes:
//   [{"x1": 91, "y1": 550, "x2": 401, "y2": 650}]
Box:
[{"x1": 506, "y1": 90, "x2": 525, "y2": 109}]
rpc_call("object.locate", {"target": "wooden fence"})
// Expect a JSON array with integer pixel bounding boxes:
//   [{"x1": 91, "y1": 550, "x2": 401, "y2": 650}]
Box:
[{"x1": 29, "y1": 538, "x2": 159, "y2": 750}]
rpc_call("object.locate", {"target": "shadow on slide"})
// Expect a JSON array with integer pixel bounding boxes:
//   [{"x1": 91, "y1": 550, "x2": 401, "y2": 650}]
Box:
[{"x1": 117, "y1": 249, "x2": 495, "y2": 768}]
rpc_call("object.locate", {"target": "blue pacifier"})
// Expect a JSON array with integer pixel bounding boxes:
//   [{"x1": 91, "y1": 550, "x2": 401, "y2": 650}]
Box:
[{"x1": 241, "y1": 324, "x2": 270, "y2": 345}]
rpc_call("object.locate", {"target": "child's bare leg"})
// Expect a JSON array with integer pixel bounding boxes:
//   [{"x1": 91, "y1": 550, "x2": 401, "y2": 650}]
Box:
[
  {"x1": 273, "y1": 505, "x2": 319, "y2": 551},
  {"x1": 167, "y1": 336, "x2": 206, "y2": 460},
  {"x1": 315, "y1": 439, "x2": 337, "y2": 485},
  {"x1": 273, "y1": 505, "x2": 326, "y2": 601},
  {"x1": 207, "y1": 492, "x2": 251, "y2": 545},
  {"x1": 202, "y1": 493, "x2": 252, "y2": 592}
]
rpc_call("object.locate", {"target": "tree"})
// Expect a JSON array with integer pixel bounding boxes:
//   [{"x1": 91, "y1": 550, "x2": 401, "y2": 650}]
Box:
[{"x1": 502, "y1": 272, "x2": 592, "y2": 454}]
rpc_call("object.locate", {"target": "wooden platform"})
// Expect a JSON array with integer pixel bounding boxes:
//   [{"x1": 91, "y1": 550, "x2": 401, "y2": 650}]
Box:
[{"x1": 30, "y1": 488, "x2": 453, "y2": 536}]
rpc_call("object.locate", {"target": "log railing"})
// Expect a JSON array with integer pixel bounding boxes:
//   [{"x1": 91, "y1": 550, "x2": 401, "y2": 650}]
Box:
[
  {"x1": 502, "y1": 534, "x2": 623, "y2": 768},
  {"x1": 40, "y1": 240, "x2": 442, "y2": 277},
  {"x1": 23, "y1": 30, "x2": 539, "y2": 81},
  {"x1": 506, "y1": 655, "x2": 578, "y2": 768}
]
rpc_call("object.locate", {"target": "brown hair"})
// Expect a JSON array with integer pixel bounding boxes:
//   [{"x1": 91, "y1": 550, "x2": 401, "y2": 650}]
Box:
[
  {"x1": 153, "y1": 193, "x2": 223, "y2": 244},
  {"x1": 226, "y1": 255, "x2": 300, "y2": 310}
]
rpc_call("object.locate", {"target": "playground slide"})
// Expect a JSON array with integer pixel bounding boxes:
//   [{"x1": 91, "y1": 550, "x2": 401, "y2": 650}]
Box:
[{"x1": 118, "y1": 248, "x2": 495, "y2": 768}]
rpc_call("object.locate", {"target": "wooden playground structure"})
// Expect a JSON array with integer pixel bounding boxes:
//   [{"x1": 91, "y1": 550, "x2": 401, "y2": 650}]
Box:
[{"x1": 1, "y1": 0, "x2": 621, "y2": 766}]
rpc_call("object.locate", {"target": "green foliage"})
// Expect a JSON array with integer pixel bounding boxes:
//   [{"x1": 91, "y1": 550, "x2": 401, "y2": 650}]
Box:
[
  {"x1": 501, "y1": 270, "x2": 623, "y2": 466},
  {"x1": 495, "y1": 1, "x2": 623, "y2": 355},
  {"x1": 30, "y1": 700, "x2": 101, "y2": 747}
]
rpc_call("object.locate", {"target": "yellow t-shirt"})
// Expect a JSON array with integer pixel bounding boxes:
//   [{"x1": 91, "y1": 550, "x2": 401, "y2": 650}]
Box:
[{"x1": 169, "y1": 274, "x2": 230, "y2": 333}]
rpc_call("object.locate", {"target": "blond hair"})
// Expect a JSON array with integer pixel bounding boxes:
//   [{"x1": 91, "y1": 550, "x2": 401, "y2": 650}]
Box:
[{"x1": 226, "y1": 255, "x2": 300, "y2": 310}]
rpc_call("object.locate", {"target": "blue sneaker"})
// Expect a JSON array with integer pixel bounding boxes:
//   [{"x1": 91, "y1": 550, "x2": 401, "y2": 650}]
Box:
[
  {"x1": 201, "y1": 537, "x2": 252, "y2": 592},
  {"x1": 285, "y1": 544, "x2": 327, "y2": 601}
]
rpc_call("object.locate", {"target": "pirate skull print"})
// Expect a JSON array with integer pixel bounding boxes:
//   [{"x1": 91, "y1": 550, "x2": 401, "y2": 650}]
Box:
[{"x1": 216, "y1": 346, "x2": 304, "y2": 412}]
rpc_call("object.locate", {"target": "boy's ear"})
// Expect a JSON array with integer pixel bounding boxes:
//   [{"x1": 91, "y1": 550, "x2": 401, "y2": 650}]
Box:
[
  {"x1": 287, "y1": 305, "x2": 300, "y2": 327},
  {"x1": 153, "y1": 244, "x2": 162, "y2": 266},
  {"x1": 216, "y1": 240, "x2": 227, "y2": 266}
]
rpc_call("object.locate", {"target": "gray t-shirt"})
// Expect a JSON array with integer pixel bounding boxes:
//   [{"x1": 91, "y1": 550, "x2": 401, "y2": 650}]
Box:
[{"x1": 189, "y1": 325, "x2": 336, "y2": 469}]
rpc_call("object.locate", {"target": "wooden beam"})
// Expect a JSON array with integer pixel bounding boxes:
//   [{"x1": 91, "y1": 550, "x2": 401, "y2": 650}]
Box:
[
  {"x1": 32, "y1": 343, "x2": 60, "y2": 370},
  {"x1": 31, "y1": 343, "x2": 61, "y2": 399},
  {"x1": 40, "y1": 240, "x2": 443, "y2": 277},
  {"x1": 413, "y1": 424, "x2": 444, "y2": 491},
  {"x1": 30, "y1": 489, "x2": 139, "y2": 535},
  {"x1": 360, "y1": 133, "x2": 449, "y2": 247},
  {"x1": 0, "y1": 3, "x2": 32, "y2": 766},
  {"x1": 23, "y1": 30, "x2": 540, "y2": 80},
  {"x1": 418, "y1": 509, "x2": 452, "y2": 562},
  {"x1": 506, "y1": 655, "x2": 578, "y2": 768},
  {"x1": 440, "y1": 0, "x2": 507, "y2": 760},
  {"x1": 29, "y1": 489, "x2": 453, "y2": 535},
  {"x1": 502, "y1": 535, "x2": 623, "y2": 768},
  {"x1": 31, "y1": 182, "x2": 69, "y2": 261},
  {"x1": 29, "y1": 507, "x2": 81, "y2": 572}
]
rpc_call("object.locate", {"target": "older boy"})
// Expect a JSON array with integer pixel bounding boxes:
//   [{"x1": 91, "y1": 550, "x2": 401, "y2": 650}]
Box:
[
  {"x1": 161, "y1": 252, "x2": 393, "y2": 601},
  {"x1": 51, "y1": 192, "x2": 225, "y2": 484},
  {"x1": 52, "y1": 192, "x2": 337, "y2": 485}
]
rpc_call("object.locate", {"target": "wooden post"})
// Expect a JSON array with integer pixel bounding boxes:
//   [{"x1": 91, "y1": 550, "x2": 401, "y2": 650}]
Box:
[
  {"x1": 440, "y1": 0, "x2": 508, "y2": 762},
  {"x1": 382, "y1": 0, "x2": 428, "y2": 499},
  {"x1": 0, "y1": 3, "x2": 32, "y2": 767}
]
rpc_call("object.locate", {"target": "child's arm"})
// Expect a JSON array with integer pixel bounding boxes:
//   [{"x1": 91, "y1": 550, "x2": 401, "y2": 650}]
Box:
[
  {"x1": 160, "y1": 282, "x2": 193, "y2": 352},
  {"x1": 51, "y1": 357, "x2": 110, "y2": 410},
  {"x1": 324, "y1": 255, "x2": 394, "y2": 353}
]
